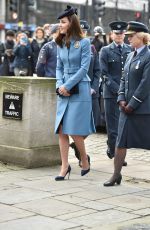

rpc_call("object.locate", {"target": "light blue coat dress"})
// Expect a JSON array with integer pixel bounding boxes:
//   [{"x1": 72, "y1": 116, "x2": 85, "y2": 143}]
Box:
[{"x1": 55, "y1": 37, "x2": 96, "y2": 135}]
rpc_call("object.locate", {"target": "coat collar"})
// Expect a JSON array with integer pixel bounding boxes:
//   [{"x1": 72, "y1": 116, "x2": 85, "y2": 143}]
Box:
[
  {"x1": 109, "y1": 42, "x2": 130, "y2": 55},
  {"x1": 131, "y1": 46, "x2": 148, "y2": 62},
  {"x1": 109, "y1": 42, "x2": 120, "y2": 55}
]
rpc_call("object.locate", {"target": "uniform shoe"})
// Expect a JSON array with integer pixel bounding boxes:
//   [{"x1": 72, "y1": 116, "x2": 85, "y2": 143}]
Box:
[
  {"x1": 104, "y1": 174, "x2": 122, "y2": 186},
  {"x1": 123, "y1": 161, "x2": 127, "y2": 166},
  {"x1": 106, "y1": 148, "x2": 114, "y2": 159}
]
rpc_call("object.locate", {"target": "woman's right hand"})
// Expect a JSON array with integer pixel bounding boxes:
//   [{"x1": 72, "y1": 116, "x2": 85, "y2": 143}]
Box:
[
  {"x1": 119, "y1": 100, "x2": 127, "y2": 112},
  {"x1": 59, "y1": 86, "x2": 70, "y2": 97}
]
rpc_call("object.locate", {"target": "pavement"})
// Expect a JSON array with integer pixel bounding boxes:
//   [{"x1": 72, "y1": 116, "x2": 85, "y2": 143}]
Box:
[{"x1": 0, "y1": 132, "x2": 150, "y2": 230}]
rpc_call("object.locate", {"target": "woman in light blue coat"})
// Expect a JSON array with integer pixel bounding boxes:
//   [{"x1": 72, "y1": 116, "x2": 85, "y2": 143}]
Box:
[{"x1": 54, "y1": 5, "x2": 95, "y2": 181}]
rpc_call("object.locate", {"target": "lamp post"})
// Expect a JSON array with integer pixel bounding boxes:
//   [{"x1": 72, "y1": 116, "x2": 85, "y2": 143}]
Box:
[
  {"x1": 85, "y1": 0, "x2": 89, "y2": 21},
  {"x1": 143, "y1": 3, "x2": 146, "y2": 24},
  {"x1": 0, "y1": 0, "x2": 5, "y2": 41},
  {"x1": 148, "y1": 0, "x2": 150, "y2": 27},
  {"x1": 115, "y1": 0, "x2": 119, "y2": 20},
  {"x1": 18, "y1": 0, "x2": 29, "y2": 25}
]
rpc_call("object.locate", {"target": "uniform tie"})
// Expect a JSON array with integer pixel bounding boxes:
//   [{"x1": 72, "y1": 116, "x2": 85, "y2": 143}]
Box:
[
  {"x1": 117, "y1": 45, "x2": 122, "y2": 54},
  {"x1": 133, "y1": 50, "x2": 137, "y2": 58}
]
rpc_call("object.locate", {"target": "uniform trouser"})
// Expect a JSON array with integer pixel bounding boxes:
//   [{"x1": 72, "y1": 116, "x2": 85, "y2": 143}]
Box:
[
  {"x1": 0, "y1": 64, "x2": 3, "y2": 75},
  {"x1": 104, "y1": 98, "x2": 120, "y2": 154}
]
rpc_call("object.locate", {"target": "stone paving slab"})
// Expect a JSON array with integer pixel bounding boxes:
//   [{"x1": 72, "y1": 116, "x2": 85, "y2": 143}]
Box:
[
  {"x1": 114, "y1": 206, "x2": 133, "y2": 213},
  {"x1": 14, "y1": 198, "x2": 85, "y2": 218},
  {"x1": 66, "y1": 227, "x2": 90, "y2": 230},
  {"x1": 99, "y1": 194, "x2": 150, "y2": 210},
  {"x1": 68, "y1": 209, "x2": 139, "y2": 228},
  {"x1": 0, "y1": 215, "x2": 80, "y2": 230},
  {"x1": 57, "y1": 186, "x2": 112, "y2": 202},
  {"x1": 13, "y1": 176, "x2": 90, "y2": 193},
  {"x1": 0, "y1": 187, "x2": 51, "y2": 205},
  {"x1": 125, "y1": 171, "x2": 150, "y2": 181},
  {"x1": 93, "y1": 216, "x2": 150, "y2": 230},
  {"x1": 131, "y1": 208, "x2": 150, "y2": 216},
  {"x1": 0, "y1": 133, "x2": 149, "y2": 229},
  {"x1": 0, "y1": 167, "x2": 54, "y2": 178},
  {"x1": 119, "y1": 224, "x2": 150, "y2": 230},
  {"x1": 0, "y1": 161, "x2": 24, "y2": 172},
  {"x1": 97, "y1": 183, "x2": 147, "y2": 196},
  {"x1": 0, "y1": 203, "x2": 34, "y2": 223},
  {"x1": 53, "y1": 194, "x2": 89, "y2": 205},
  {"x1": 0, "y1": 174, "x2": 30, "y2": 187},
  {"x1": 57, "y1": 209, "x2": 97, "y2": 221},
  {"x1": 77, "y1": 200, "x2": 115, "y2": 211}
]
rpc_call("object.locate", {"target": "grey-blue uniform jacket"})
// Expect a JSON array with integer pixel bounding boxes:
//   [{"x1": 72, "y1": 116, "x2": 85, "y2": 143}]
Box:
[
  {"x1": 36, "y1": 40, "x2": 57, "y2": 77},
  {"x1": 118, "y1": 46, "x2": 150, "y2": 114},
  {"x1": 88, "y1": 45, "x2": 100, "y2": 99},
  {"x1": 99, "y1": 42, "x2": 131, "y2": 98},
  {"x1": 55, "y1": 38, "x2": 95, "y2": 135}
]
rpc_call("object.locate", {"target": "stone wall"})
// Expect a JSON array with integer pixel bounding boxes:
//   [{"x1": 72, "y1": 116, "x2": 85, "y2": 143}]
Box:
[{"x1": 0, "y1": 77, "x2": 60, "y2": 168}]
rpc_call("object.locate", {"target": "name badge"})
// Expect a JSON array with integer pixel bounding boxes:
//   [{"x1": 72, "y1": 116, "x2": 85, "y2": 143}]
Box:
[
  {"x1": 74, "y1": 41, "x2": 80, "y2": 48},
  {"x1": 135, "y1": 60, "x2": 140, "y2": 69}
]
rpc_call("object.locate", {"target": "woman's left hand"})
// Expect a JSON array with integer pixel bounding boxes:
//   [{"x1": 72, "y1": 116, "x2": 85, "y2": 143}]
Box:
[
  {"x1": 59, "y1": 86, "x2": 70, "y2": 96},
  {"x1": 124, "y1": 105, "x2": 134, "y2": 114}
]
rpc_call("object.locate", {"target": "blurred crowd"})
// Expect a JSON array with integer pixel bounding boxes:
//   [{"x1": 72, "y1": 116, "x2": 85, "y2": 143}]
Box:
[
  {"x1": 0, "y1": 23, "x2": 58, "y2": 77},
  {"x1": 0, "y1": 22, "x2": 109, "y2": 78}
]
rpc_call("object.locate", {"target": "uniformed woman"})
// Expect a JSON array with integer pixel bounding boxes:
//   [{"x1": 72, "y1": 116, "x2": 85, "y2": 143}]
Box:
[
  {"x1": 99, "y1": 21, "x2": 131, "y2": 161},
  {"x1": 54, "y1": 5, "x2": 95, "y2": 181},
  {"x1": 104, "y1": 21, "x2": 150, "y2": 186}
]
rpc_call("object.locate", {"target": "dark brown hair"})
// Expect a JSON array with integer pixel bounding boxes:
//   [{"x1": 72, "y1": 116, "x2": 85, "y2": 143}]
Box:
[{"x1": 55, "y1": 14, "x2": 84, "y2": 48}]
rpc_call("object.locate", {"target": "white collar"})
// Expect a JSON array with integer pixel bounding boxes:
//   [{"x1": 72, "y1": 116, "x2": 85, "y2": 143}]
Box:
[{"x1": 114, "y1": 41, "x2": 124, "y2": 48}]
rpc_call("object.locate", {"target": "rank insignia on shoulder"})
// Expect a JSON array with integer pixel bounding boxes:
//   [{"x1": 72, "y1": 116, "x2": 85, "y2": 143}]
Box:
[{"x1": 74, "y1": 41, "x2": 80, "y2": 48}]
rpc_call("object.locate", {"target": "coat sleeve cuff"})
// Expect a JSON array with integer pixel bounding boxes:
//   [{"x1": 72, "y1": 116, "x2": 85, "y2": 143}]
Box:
[
  {"x1": 117, "y1": 94, "x2": 126, "y2": 103},
  {"x1": 128, "y1": 95, "x2": 142, "y2": 110}
]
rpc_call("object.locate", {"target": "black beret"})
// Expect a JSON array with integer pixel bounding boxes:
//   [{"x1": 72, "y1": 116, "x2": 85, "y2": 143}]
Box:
[
  {"x1": 57, "y1": 5, "x2": 77, "y2": 20},
  {"x1": 80, "y1": 20, "x2": 90, "y2": 31},
  {"x1": 125, "y1": 21, "x2": 149, "y2": 34},
  {"x1": 109, "y1": 21, "x2": 128, "y2": 33}
]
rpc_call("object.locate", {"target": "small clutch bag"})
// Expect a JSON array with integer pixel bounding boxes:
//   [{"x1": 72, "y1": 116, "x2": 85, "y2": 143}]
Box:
[
  {"x1": 69, "y1": 84, "x2": 79, "y2": 95},
  {"x1": 56, "y1": 84, "x2": 79, "y2": 96}
]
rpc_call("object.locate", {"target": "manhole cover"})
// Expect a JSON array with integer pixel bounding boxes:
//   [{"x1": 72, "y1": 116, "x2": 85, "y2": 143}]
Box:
[{"x1": 119, "y1": 223, "x2": 150, "y2": 230}]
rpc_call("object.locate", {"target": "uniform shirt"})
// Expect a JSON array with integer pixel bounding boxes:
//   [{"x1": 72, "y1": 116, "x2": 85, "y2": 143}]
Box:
[{"x1": 135, "y1": 45, "x2": 145, "y2": 55}]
